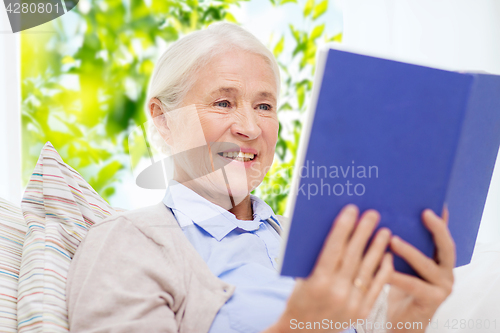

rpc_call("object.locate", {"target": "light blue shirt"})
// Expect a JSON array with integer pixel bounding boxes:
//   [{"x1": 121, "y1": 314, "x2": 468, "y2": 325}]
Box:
[{"x1": 163, "y1": 181, "x2": 355, "y2": 333}]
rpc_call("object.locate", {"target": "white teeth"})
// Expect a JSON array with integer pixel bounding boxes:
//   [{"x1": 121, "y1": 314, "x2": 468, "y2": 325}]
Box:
[{"x1": 221, "y1": 151, "x2": 255, "y2": 161}]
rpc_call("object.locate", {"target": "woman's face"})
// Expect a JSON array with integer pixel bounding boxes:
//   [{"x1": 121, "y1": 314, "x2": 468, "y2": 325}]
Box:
[{"x1": 167, "y1": 49, "x2": 279, "y2": 207}]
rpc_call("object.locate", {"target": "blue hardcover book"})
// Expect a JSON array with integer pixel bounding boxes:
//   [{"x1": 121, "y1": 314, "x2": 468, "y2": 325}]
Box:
[{"x1": 280, "y1": 46, "x2": 500, "y2": 277}]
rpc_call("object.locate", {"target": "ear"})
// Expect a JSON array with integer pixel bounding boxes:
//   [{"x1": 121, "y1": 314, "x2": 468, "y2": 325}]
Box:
[{"x1": 148, "y1": 98, "x2": 172, "y2": 145}]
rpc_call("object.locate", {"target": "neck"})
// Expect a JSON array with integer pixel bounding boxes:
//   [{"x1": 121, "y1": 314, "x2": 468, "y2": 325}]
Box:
[
  {"x1": 172, "y1": 173, "x2": 254, "y2": 221},
  {"x1": 228, "y1": 195, "x2": 253, "y2": 220}
]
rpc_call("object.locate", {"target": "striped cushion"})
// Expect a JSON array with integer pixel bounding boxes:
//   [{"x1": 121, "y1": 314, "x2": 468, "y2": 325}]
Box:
[
  {"x1": 0, "y1": 197, "x2": 27, "y2": 333},
  {"x1": 18, "y1": 142, "x2": 121, "y2": 332}
]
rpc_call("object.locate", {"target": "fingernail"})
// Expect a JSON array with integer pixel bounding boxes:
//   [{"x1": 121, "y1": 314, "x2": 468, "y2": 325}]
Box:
[
  {"x1": 365, "y1": 209, "x2": 381, "y2": 221},
  {"x1": 423, "y1": 209, "x2": 436, "y2": 217},
  {"x1": 378, "y1": 228, "x2": 391, "y2": 239},
  {"x1": 344, "y1": 204, "x2": 358, "y2": 214}
]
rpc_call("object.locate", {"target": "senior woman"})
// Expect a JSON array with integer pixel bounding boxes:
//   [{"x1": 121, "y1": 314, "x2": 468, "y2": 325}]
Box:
[{"x1": 66, "y1": 22, "x2": 455, "y2": 333}]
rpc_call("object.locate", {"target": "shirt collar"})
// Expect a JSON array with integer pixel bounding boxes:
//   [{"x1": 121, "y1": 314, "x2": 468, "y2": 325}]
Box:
[{"x1": 162, "y1": 180, "x2": 278, "y2": 241}]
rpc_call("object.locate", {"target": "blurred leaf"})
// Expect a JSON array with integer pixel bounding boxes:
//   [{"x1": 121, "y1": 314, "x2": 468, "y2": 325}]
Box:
[
  {"x1": 310, "y1": 24, "x2": 325, "y2": 40},
  {"x1": 224, "y1": 12, "x2": 238, "y2": 23},
  {"x1": 289, "y1": 24, "x2": 300, "y2": 43},
  {"x1": 62, "y1": 56, "x2": 75, "y2": 64},
  {"x1": 190, "y1": 9, "x2": 199, "y2": 30},
  {"x1": 303, "y1": 0, "x2": 314, "y2": 17},
  {"x1": 279, "y1": 102, "x2": 292, "y2": 111},
  {"x1": 292, "y1": 41, "x2": 306, "y2": 57},
  {"x1": 102, "y1": 187, "x2": 116, "y2": 199},
  {"x1": 332, "y1": 32, "x2": 343, "y2": 42},
  {"x1": 297, "y1": 84, "x2": 305, "y2": 109},
  {"x1": 273, "y1": 36, "x2": 285, "y2": 57},
  {"x1": 91, "y1": 160, "x2": 123, "y2": 193},
  {"x1": 312, "y1": 0, "x2": 327, "y2": 20},
  {"x1": 160, "y1": 27, "x2": 179, "y2": 41}
]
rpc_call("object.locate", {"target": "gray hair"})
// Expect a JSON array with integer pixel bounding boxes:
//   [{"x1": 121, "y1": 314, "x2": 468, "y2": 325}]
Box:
[{"x1": 145, "y1": 22, "x2": 280, "y2": 155}]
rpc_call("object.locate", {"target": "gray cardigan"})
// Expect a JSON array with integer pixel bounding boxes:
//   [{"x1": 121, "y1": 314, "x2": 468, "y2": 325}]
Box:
[
  {"x1": 66, "y1": 202, "x2": 387, "y2": 333},
  {"x1": 67, "y1": 203, "x2": 234, "y2": 332}
]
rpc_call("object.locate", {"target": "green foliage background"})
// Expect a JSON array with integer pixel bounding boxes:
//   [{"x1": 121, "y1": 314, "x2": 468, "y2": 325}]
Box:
[{"x1": 21, "y1": 0, "x2": 341, "y2": 214}]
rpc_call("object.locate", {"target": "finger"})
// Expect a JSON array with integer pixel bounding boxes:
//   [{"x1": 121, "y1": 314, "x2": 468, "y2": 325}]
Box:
[
  {"x1": 357, "y1": 228, "x2": 392, "y2": 282},
  {"x1": 360, "y1": 253, "x2": 393, "y2": 318},
  {"x1": 441, "y1": 205, "x2": 449, "y2": 225},
  {"x1": 313, "y1": 204, "x2": 359, "y2": 276},
  {"x1": 422, "y1": 209, "x2": 456, "y2": 269},
  {"x1": 340, "y1": 209, "x2": 381, "y2": 278},
  {"x1": 390, "y1": 270, "x2": 432, "y2": 300},
  {"x1": 390, "y1": 235, "x2": 441, "y2": 284}
]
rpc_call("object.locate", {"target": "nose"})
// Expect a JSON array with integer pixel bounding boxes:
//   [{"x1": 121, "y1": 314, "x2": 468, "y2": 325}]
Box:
[{"x1": 231, "y1": 104, "x2": 262, "y2": 141}]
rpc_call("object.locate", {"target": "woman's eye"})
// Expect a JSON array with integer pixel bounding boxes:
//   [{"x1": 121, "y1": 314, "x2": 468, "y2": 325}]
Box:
[
  {"x1": 257, "y1": 104, "x2": 272, "y2": 111},
  {"x1": 216, "y1": 101, "x2": 230, "y2": 108}
]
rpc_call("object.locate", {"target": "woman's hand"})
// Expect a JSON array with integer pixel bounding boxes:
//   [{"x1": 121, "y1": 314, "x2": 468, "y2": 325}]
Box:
[
  {"x1": 387, "y1": 208, "x2": 456, "y2": 332},
  {"x1": 266, "y1": 204, "x2": 393, "y2": 333}
]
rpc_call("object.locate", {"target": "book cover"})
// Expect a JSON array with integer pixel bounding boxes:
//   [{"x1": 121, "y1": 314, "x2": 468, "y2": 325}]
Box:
[{"x1": 280, "y1": 46, "x2": 500, "y2": 277}]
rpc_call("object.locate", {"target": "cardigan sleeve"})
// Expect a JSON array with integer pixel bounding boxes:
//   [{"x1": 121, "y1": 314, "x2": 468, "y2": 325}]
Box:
[{"x1": 66, "y1": 216, "x2": 181, "y2": 333}]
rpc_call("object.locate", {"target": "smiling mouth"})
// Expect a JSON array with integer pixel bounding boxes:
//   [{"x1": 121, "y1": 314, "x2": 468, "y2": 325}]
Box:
[{"x1": 218, "y1": 151, "x2": 256, "y2": 162}]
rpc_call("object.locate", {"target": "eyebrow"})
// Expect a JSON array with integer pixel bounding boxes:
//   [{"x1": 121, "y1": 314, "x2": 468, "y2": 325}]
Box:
[
  {"x1": 257, "y1": 91, "x2": 277, "y2": 103},
  {"x1": 208, "y1": 87, "x2": 276, "y2": 103},
  {"x1": 209, "y1": 87, "x2": 238, "y2": 96}
]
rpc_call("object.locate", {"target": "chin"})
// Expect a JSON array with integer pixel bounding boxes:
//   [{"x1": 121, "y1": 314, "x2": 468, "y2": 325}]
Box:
[{"x1": 224, "y1": 173, "x2": 251, "y2": 205}]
